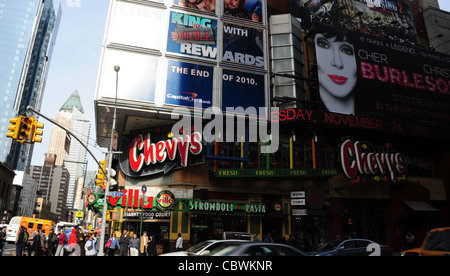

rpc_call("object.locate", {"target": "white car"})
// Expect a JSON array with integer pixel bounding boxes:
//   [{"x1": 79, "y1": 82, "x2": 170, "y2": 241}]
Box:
[{"x1": 160, "y1": 239, "x2": 250, "y2": 256}]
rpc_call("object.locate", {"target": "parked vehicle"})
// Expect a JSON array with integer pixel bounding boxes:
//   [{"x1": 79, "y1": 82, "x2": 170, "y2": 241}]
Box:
[
  {"x1": 208, "y1": 242, "x2": 307, "y2": 256},
  {"x1": 308, "y1": 239, "x2": 392, "y2": 256},
  {"x1": 6, "y1": 216, "x2": 53, "y2": 243},
  {"x1": 160, "y1": 239, "x2": 249, "y2": 256},
  {"x1": 401, "y1": 227, "x2": 450, "y2": 256}
]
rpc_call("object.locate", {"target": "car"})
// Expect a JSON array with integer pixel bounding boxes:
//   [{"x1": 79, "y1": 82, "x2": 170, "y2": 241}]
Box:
[
  {"x1": 401, "y1": 227, "x2": 450, "y2": 256},
  {"x1": 207, "y1": 242, "x2": 307, "y2": 256},
  {"x1": 160, "y1": 239, "x2": 250, "y2": 256},
  {"x1": 308, "y1": 239, "x2": 392, "y2": 256}
]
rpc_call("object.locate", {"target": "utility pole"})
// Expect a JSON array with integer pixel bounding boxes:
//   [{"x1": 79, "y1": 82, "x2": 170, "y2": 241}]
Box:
[{"x1": 98, "y1": 65, "x2": 120, "y2": 256}]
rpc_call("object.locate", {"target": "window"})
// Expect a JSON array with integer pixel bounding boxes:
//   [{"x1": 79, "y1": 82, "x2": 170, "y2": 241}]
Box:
[{"x1": 243, "y1": 245, "x2": 301, "y2": 256}]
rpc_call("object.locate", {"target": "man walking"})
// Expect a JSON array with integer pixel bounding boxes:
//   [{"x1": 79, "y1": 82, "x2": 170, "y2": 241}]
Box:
[{"x1": 119, "y1": 230, "x2": 130, "y2": 256}]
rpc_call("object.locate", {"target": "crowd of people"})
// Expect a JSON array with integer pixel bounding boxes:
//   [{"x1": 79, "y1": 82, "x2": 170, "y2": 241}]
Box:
[{"x1": 8, "y1": 226, "x2": 157, "y2": 256}]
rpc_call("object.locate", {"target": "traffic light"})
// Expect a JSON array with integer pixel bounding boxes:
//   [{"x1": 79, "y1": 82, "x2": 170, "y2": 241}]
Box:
[
  {"x1": 31, "y1": 119, "x2": 44, "y2": 143},
  {"x1": 95, "y1": 159, "x2": 107, "y2": 189},
  {"x1": 18, "y1": 116, "x2": 33, "y2": 143},
  {"x1": 6, "y1": 117, "x2": 20, "y2": 140}
]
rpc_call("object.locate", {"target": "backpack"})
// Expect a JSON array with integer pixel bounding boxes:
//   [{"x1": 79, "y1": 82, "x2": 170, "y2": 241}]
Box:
[{"x1": 22, "y1": 232, "x2": 28, "y2": 243}]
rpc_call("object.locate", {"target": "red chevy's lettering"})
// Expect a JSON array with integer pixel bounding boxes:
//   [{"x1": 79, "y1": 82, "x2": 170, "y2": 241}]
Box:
[{"x1": 129, "y1": 132, "x2": 203, "y2": 172}]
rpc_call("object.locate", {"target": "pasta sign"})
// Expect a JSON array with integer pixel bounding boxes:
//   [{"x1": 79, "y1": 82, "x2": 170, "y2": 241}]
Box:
[
  {"x1": 129, "y1": 132, "x2": 203, "y2": 172},
  {"x1": 340, "y1": 140, "x2": 406, "y2": 183}
]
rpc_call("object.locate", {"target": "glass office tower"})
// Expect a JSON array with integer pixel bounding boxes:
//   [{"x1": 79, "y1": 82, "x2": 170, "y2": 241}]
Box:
[{"x1": 0, "y1": 0, "x2": 61, "y2": 170}]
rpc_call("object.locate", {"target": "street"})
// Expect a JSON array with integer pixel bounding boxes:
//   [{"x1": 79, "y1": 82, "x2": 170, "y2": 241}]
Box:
[{"x1": 2, "y1": 243, "x2": 15, "y2": 256}]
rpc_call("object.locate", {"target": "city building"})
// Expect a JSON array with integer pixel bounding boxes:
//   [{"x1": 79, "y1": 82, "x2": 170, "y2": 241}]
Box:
[
  {"x1": 0, "y1": 162, "x2": 16, "y2": 224},
  {"x1": 31, "y1": 153, "x2": 70, "y2": 221},
  {"x1": 91, "y1": 0, "x2": 450, "y2": 253},
  {"x1": 0, "y1": 0, "x2": 61, "y2": 171},
  {"x1": 47, "y1": 90, "x2": 91, "y2": 210}
]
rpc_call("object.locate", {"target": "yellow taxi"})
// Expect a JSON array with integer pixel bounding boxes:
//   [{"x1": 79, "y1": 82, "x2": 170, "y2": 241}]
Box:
[{"x1": 401, "y1": 227, "x2": 450, "y2": 256}]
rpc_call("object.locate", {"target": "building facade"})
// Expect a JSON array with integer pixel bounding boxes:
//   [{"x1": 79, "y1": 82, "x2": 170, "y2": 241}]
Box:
[
  {"x1": 31, "y1": 153, "x2": 70, "y2": 221},
  {"x1": 47, "y1": 90, "x2": 91, "y2": 210},
  {"x1": 0, "y1": 162, "x2": 16, "y2": 224},
  {"x1": 92, "y1": 0, "x2": 450, "y2": 253},
  {"x1": 0, "y1": 0, "x2": 61, "y2": 171}
]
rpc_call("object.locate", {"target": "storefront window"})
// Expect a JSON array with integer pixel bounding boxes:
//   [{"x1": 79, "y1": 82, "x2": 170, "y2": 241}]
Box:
[{"x1": 191, "y1": 214, "x2": 248, "y2": 241}]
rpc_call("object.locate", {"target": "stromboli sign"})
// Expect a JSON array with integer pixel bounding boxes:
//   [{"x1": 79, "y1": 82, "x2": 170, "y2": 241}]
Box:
[{"x1": 340, "y1": 140, "x2": 406, "y2": 183}]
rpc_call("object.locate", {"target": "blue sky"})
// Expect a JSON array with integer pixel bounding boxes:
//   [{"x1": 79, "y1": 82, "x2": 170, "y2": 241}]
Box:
[
  {"x1": 31, "y1": 0, "x2": 450, "y2": 170},
  {"x1": 439, "y1": 0, "x2": 450, "y2": 11}
]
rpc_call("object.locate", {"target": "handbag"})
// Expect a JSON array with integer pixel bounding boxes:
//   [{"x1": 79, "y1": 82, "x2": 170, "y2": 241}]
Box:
[
  {"x1": 106, "y1": 240, "x2": 112, "y2": 248},
  {"x1": 87, "y1": 240, "x2": 94, "y2": 251}
]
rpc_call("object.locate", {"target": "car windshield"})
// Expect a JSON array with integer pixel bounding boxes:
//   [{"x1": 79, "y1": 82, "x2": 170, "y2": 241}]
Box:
[
  {"x1": 315, "y1": 240, "x2": 343, "y2": 252},
  {"x1": 424, "y1": 230, "x2": 450, "y2": 251},
  {"x1": 209, "y1": 244, "x2": 242, "y2": 256},
  {"x1": 186, "y1": 241, "x2": 213, "y2": 253}
]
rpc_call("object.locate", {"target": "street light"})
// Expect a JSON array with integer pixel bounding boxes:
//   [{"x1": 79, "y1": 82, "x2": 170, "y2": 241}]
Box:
[{"x1": 98, "y1": 65, "x2": 120, "y2": 256}]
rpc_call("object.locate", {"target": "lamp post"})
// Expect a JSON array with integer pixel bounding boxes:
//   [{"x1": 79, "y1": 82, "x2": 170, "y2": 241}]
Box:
[{"x1": 98, "y1": 65, "x2": 120, "y2": 256}]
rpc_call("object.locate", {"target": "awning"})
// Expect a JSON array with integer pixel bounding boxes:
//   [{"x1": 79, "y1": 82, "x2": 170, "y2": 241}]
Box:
[{"x1": 404, "y1": 201, "x2": 438, "y2": 212}]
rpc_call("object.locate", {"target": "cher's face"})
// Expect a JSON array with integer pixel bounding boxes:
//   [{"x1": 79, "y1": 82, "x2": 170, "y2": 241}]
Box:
[{"x1": 315, "y1": 34, "x2": 357, "y2": 98}]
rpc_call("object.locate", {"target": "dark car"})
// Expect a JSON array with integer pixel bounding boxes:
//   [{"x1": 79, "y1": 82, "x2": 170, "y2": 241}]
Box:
[
  {"x1": 208, "y1": 242, "x2": 307, "y2": 256},
  {"x1": 309, "y1": 239, "x2": 392, "y2": 256}
]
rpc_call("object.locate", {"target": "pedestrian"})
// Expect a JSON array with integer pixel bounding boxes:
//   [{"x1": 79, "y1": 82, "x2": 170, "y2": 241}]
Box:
[
  {"x1": 175, "y1": 233, "x2": 183, "y2": 251},
  {"x1": 106, "y1": 232, "x2": 119, "y2": 256},
  {"x1": 26, "y1": 229, "x2": 36, "y2": 256},
  {"x1": 55, "y1": 229, "x2": 65, "y2": 256},
  {"x1": 47, "y1": 228, "x2": 57, "y2": 256},
  {"x1": 147, "y1": 235, "x2": 156, "y2": 256},
  {"x1": 0, "y1": 226, "x2": 7, "y2": 256},
  {"x1": 140, "y1": 231, "x2": 148, "y2": 256},
  {"x1": 286, "y1": 234, "x2": 296, "y2": 247},
  {"x1": 85, "y1": 233, "x2": 97, "y2": 256},
  {"x1": 15, "y1": 226, "x2": 27, "y2": 256},
  {"x1": 252, "y1": 234, "x2": 259, "y2": 242},
  {"x1": 190, "y1": 233, "x2": 199, "y2": 246},
  {"x1": 34, "y1": 229, "x2": 45, "y2": 256},
  {"x1": 119, "y1": 229, "x2": 130, "y2": 256},
  {"x1": 406, "y1": 231, "x2": 415, "y2": 249},
  {"x1": 68, "y1": 228, "x2": 79, "y2": 256},
  {"x1": 129, "y1": 233, "x2": 140, "y2": 256}
]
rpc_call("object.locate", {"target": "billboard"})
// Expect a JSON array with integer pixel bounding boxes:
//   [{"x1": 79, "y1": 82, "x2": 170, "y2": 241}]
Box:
[
  {"x1": 222, "y1": 69, "x2": 266, "y2": 113},
  {"x1": 165, "y1": 59, "x2": 214, "y2": 108},
  {"x1": 98, "y1": 49, "x2": 159, "y2": 103},
  {"x1": 292, "y1": 0, "x2": 417, "y2": 44},
  {"x1": 174, "y1": 0, "x2": 216, "y2": 13},
  {"x1": 223, "y1": 0, "x2": 264, "y2": 23},
  {"x1": 314, "y1": 23, "x2": 450, "y2": 125},
  {"x1": 167, "y1": 11, "x2": 218, "y2": 60},
  {"x1": 222, "y1": 23, "x2": 265, "y2": 68}
]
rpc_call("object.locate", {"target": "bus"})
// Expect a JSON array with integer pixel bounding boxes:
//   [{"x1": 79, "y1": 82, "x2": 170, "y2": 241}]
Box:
[{"x1": 6, "y1": 216, "x2": 53, "y2": 243}]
